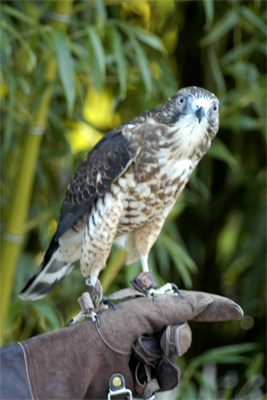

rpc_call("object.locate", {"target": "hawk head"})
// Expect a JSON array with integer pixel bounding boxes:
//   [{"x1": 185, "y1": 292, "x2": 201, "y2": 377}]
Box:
[
  {"x1": 146, "y1": 86, "x2": 219, "y2": 158},
  {"x1": 152, "y1": 86, "x2": 219, "y2": 137}
]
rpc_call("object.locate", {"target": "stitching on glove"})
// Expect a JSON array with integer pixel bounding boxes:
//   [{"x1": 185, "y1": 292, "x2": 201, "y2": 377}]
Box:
[
  {"x1": 19, "y1": 341, "x2": 38, "y2": 399},
  {"x1": 18, "y1": 343, "x2": 34, "y2": 400},
  {"x1": 96, "y1": 324, "x2": 132, "y2": 355},
  {"x1": 133, "y1": 336, "x2": 161, "y2": 367}
]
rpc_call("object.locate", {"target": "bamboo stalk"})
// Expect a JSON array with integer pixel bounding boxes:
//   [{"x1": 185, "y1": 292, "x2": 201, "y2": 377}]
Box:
[{"x1": 0, "y1": 0, "x2": 74, "y2": 344}]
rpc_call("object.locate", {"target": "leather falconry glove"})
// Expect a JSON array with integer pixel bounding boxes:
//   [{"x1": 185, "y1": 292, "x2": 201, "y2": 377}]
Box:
[{"x1": 0, "y1": 289, "x2": 243, "y2": 400}]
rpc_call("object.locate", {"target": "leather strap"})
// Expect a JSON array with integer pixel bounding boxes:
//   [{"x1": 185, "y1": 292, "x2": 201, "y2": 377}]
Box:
[
  {"x1": 134, "y1": 362, "x2": 160, "y2": 399},
  {"x1": 131, "y1": 271, "x2": 157, "y2": 293}
]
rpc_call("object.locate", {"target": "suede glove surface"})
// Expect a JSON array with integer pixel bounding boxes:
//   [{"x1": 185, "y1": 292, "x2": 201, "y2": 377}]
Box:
[{"x1": 0, "y1": 289, "x2": 243, "y2": 400}]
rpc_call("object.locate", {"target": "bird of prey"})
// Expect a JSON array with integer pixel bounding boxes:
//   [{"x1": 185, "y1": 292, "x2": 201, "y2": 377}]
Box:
[{"x1": 19, "y1": 86, "x2": 219, "y2": 318}]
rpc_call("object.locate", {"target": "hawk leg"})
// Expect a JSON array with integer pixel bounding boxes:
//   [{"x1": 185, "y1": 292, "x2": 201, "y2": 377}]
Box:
[
  {"x1": 68, "y1": 278, "x2": 112, "y2": 326},
  {"x1": 127, "y1": 216, "x2": 184, "y2": 299},
  {"x1": 68, "y1": 197, "x2": 122, "y2": 325}
]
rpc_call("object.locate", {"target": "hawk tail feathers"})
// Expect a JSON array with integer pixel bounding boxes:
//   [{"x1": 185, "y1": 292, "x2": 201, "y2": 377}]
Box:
[{"x1": 19, "y1": 249, "x2": 76, "y2": 301}]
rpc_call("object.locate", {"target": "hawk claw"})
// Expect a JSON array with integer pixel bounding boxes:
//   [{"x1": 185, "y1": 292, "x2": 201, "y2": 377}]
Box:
[
  {"x1": 147, "y1": 282, "x2": 184, "y2": 299},
  {"x1": 104, "y1": 300, "x2": 116, "y2": 311},
  {"x1": 95, "y1": 314, "x2": 100, "y2": 327},
  {"x1": 67, "y1": 318, "x2": 74, "y2": 327},
  {"x1": 131, "y1": 271, "x2": 183, "y2": 299},
  {"x1": 67, "y1": 310, "x2": 100, "y2": 326},
  {"x1": 170, "y1": 283, "x2": 184, "y2": 299}
]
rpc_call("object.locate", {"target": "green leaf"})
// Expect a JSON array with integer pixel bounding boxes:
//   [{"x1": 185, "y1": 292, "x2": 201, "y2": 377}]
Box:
[
  {"x1": 258, "y1": 41, "x2": 267, "y2": 55},
  {"x1": 69, "y1": 40, "x2": 88, "y2": 61},
  {"x1": 208, "y1": 138, "x2": 239, "y2": 170},
  {"x1": 245, "y1": 352, "x2": 265, "y2": 380},
  {"x1": 1, "y1": 19, "x2": 36, "y2": 72},
  {"x1": 225, "y1": 61, "x2": 259, "y2": 83},
  {"x1": 129, "y1": 35, "x2": 152, "y2": 93},
  {"x1": 154, "y1": 240, "x2": 171, "y2": 277},
  {"x1": 201, "y1": 9, "x2": 238, "y2": 47},
  {"x1": 129, "y1": 26, "x2": 166, "y2": 54},
  {"x1": 202, "y1": 0, "x2": 214, "y2": 28},
  {"x1": 190, "y1": 343, "x2": 257, "y2": 369},
  {"x1": 94, "y1": 0, "x2": 107, "y2": 24},
  {"x1": 32, "y1": 301, "x2": 61, "y2": 328},
  {"x1": 207, "y1": 46, "x2": 226, "y2": 93},
  {"x1": 221, "y1": 42, "x2": 256, "y2": 65},
  {"x1": 160, "y1": 234, "x2": 197, "y2": 288},
  {"x1": 194, "y1": 370, "x2": 216, "y2": 399},
  {"x1": 106, "y1": 24, "x2": 127, "y2": 98},
  {"x1": 116, "y1": 20, "x2": 166, "y2": 53},
  {"x1": 0, "y1": 24, "x2": 12, "y2": 63},
  {"x1": 241, "y1": 6, "x2": 267, "y2": 36},
  {"x1": 3, "y1": 70, "x2": 16, "y2": 154},
  {"x1": 221, "y1": 114, "x2": 262, "y2": 131},
  {"x1": 53, "y1": 26, "x2": 75, "y2": 115},
  {"x1": 179, "y1": 381, "x2": 198, "y2": 400},
  {"x1": 86, "y1": 26, "x2": 106, "y2": 91},
  {"x1": 2, "y1": 5, "x2": 37, "y2": 26}
]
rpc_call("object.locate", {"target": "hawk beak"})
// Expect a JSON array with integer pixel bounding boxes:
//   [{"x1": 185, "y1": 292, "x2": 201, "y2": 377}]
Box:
[{"x1": 195, "y1": 106, "x2": 205, "y2": 123}]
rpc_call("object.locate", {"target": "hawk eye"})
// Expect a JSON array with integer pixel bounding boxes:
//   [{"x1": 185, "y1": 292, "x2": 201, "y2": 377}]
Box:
[
  {"x1": 212, "y1": 102, "x2": 219, "y2": 112},
  {"x1": 177, "y1": 94, "x2": 186, "y2": 107}
]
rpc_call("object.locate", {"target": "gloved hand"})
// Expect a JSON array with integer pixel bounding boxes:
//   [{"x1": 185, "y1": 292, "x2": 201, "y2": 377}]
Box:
[{"x1": 0, "y1": 289, "x2": 243, "y2": 400}]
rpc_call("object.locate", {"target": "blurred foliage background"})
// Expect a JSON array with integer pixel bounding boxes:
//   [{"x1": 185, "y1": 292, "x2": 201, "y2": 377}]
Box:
[{"x1": 0, "y1": 1, "x2": 266, "y2": 399}]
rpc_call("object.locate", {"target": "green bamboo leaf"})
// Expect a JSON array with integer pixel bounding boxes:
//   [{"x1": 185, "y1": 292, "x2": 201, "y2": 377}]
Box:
[
  {"x1": 258, "y1": 41, "x2": 267, "y2": 55},
  {"x1": 194, "y1": 371, "x2": 216, "y2": 399},
  {"x1": 160, "y1": 234, "x2": 197, "y2": 287},
  {"x1": 116, "y1": 20, "x2": 166, "y2": 53},
  {"x1": 86, "y1": 26, "x2": 106, "y2": 91},
  {"x1": 225, "y1": 61, "x2": 259, "y2": 82},
  {"x1": 221, "y1": 114, "x2": 262, "y2": 131},
  {"x1": 175, "y1": 245, "x2": 198, "y2": 273},
  {"x1": 1, "y1": 19, "x2": 36, "y2": 71},
  {"x1": 208, "y1": 138, "x2": 239, "y2": 170},
  {"x1": 180, "y1": 383, "x2": 198, "y2": 400},
  {"x1": 173, "y1": 259, "x2": 192, "y2": 288},
  {"x1": 0, "y1": 24, "x2": 12, "y2": 63},
  {"x1": 32, "y1": 302, "x2": 61, "y2": 328},
  {"x1": 87, "y1": 26, "x2": 105, "y2": 77},
  {"x1": 129, "y1": 27, "x2": 166, "y2": 54},
  {"x1": 245, "y1": 353, "x2": 265, "y2": 379},
  {"x1": 106, "y1": 24, "x2": 127, "y2": 98},
  {"x1": 202, "y1": 0, "x2": 214, "y2": 27},
  {"x1": 188, "y1": 172, "x2": 210, "y2": 201},
  {"x1": 129, "y1": 35, "x2": 152, "y2": 93},
  {"x1": 241, "y1": 6, "x2": 267, "y2": 35},
  {"x1": 69, "y1": 40, "x2": 88, "y2": 61},
  {"x1": 2, "y1": 5, "x2": 37, "y2": 26},
  {"x1": 3, "y1": 71, "x2": 16, "y2": 154},
  {"x1": 207, "y1": 46, "x2": 226, "y2": 93},
  {"x1": 190, "y1": 343, "x2": 257, "y2": 369},
  {"x1": 201, "y1": 9, "x2": 238, "y2": 47},
  {"x1": 221, "y1": 42, "x2": 256, "y2": 65},
  {"x1": 154, "y1": 240, "x2": 170, "y2": 277},
  {"x1": 17, "y1": 75, "x2": 31, "y2": 96},
  {"x1": 94, "y1": 0, "x2": 107, "y2": 24},
  {"x1": 53, "y1": 26, "x2": 75, "y2": 115}
]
